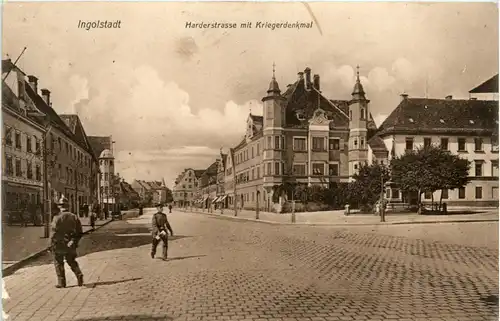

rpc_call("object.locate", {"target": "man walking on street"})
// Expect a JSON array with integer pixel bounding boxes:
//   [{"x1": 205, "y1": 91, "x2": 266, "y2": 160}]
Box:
[
  {"x1": 151, "y1": 203, "x2": 173, "y2": 261},
  {"x1": 50, "y1": 195, "x2": 84, "y2": 288}
]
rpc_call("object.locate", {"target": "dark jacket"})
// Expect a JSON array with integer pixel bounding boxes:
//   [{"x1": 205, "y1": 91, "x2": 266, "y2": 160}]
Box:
[
  {"x1": 50, "y1": 211, "x2": 83, "y2": 252},
  {"x1": 151, "y1": 212, "x2": 173, "y2": 236}
]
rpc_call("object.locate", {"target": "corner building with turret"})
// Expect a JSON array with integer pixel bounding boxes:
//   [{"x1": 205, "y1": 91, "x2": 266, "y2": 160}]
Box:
[{"x1": 222, "y1": 67, "x2": 388, "y2": 212}]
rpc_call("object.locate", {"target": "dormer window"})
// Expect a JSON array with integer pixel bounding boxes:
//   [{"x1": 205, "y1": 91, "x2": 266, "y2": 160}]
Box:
[
  {"x1": 439, "y1": 119, "x2": 445, "y2": 124},
  {"x1": 469, "y1": 120, "x2": 475, "y2": 124},
  {"x1": 409, "y1": 118, "x2": 414, "y2": 123}
]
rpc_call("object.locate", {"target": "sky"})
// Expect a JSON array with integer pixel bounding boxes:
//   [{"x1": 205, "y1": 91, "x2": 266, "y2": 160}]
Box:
[{"x1": 2, "y1": 2, "x2": 498, "y2": 188}]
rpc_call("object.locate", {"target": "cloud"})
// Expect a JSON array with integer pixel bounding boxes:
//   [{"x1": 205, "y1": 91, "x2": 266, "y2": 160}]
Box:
[{"x1": 3, "y1": 2, "x2": 497, "y2": 186}]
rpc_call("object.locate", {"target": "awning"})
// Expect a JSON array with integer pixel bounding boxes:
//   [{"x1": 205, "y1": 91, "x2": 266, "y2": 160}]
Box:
[
  {"x1": 202, "y1": 196, "x2": 209, "y2": 203},
  {"x1": 217, "y1": 195, "x2": 228, "y2": 202},
  {"x1": 211, "y1": 196, "x2": 220, "y2": 204}
]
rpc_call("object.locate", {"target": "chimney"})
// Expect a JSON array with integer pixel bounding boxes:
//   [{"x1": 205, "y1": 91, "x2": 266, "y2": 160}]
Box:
[
  {"x1": 297, "y1": 72, "x2": 304, "y2": 81},
  {"x1": 27, "y1": 75, "x2": 38, "y2": 93},
  {"x1": 41, "y1": 88, "x2": 51, "y2": 106},
  {"x1": 304, "y1": 67, "x2": 311, "y2": 89},
  {"x1": 313, "y1": 74, "x2": 320, "y2": 91},
  {"x1": 400, "y1": 93, "x2": 409, "y2": 101},
  {"x1": 445, "y1": 95, "x2": 453, "y2": 100}
]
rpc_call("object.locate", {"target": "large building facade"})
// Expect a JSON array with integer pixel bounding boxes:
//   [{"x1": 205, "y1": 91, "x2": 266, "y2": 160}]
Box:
[
  {"x1": 2, "y1": 58, "x2": 110, "y2": 222},
  {"x1": 377, "y1": 77, "x2": 499, "y2": 207},
  {"x1": 219, "y1": 67, "x2": 384, "y2": 212},
  {"x1": 2, "y1": 61, "x2": 45, "y2": 216},
  {"x1": 174, "y1": 67, "x2": 498, "y2": 212}
]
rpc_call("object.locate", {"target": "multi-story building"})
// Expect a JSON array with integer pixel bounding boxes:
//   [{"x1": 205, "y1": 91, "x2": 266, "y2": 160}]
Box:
[
  {"x1": 2, "y1": 60, "x2": 45, "y2": 218},
  {"x1": 88, "y1": 135, "x2": 113, "y2": 210},
  {"x1": 23, "y1": 72, "x2": 97, "y2": 215},
  {"x1": 130, "y1": 179, "x2": 170, "y2": 205},
  {"x1": 172, "y1": 169, "x2": 204, "y2": 207},
  {"x1": 196, "y1": 161, "x2": 218, "y2": 209},
  {"x1": 376, "y1": 83, "x2": 498, "y2": 207},
  {"x1": 222, "y1": 66, "x2": 384, "y2": 212},
  {"x1": 98, "y1": 148, "x2": 115, "y2": 211}
]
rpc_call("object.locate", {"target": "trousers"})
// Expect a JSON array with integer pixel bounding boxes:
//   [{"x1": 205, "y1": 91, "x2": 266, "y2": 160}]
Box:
[
  {"x1": 151, "y1": 234, "x2": 168, "y2": 258},
  {"x1": 53, "y1": 249, "x2": 83, "y2": 286}
]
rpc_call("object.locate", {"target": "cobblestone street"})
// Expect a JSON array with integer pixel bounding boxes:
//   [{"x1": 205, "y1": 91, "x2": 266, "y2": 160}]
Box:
[{"x1": 3, "y1": 210, "x2": 499, "y2": 321}]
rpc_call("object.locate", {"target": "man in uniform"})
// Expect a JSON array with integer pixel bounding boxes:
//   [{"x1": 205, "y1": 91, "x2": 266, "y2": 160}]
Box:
[
  {"x1": 50, "y1": 195, "x2": 84, "y2": 288},
  {"x1": 151, "y1": 203, "x2": 174, "y2": 260}
]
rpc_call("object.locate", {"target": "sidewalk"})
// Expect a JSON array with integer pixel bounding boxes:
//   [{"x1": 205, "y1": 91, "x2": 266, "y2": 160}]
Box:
[
  {"x1": 185, "y1": 207, "x2": 499, "y2": 226},
  {"x1": 2, "y1": 216, "x2": 112, "y2": 274}
]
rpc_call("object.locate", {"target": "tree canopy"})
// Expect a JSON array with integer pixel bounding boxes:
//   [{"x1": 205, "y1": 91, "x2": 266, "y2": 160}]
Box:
[
  {"x1": 390, "y1": 145, "x2": 470, "y2": 202},
  {"x1": 348, "y1": 162, "x2": 390, "y2": 211}
]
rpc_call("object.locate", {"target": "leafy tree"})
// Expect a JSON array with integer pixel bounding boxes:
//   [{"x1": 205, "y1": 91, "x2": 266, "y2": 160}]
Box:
[
  {"x1": 391, "y1": 145, "x2": 470, "y2": 213},
  {"x1": 347, "y1": 163, "x2": 390, "y2": 212}
]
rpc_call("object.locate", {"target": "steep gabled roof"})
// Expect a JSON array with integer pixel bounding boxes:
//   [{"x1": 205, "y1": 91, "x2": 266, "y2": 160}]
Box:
[
  {"x1": 202, "y1": 161, "x2": 218, "y2": 177},
  {"x1": 88, "y1": 136, "x2": 112, "y2": 159},
  {"x1": 469, "y1": 74, "x2": 499, "y2": 94},
  {"x1": 194, "y1": 170, "x2": 205, "y2": 179},
  {"x1": 377, "y1": 97, "x2": 498, "y2": 136},
  {"x1": 59, "y1": 114, "x2": 93, "y2": 154},
  {"x1": 24, "y1": 81, "x2": 82, "y2": 145}
]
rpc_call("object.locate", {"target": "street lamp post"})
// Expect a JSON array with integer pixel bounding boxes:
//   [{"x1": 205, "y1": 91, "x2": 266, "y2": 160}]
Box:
[
  {"x1": 255, "y1": 186, "x2": 260, "y2": 220},
  {"x1": 28, "y1": 111, "x2": 53, "y2": 238}
]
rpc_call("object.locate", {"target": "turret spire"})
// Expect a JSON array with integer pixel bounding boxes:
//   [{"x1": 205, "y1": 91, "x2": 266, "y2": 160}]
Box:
[
  {"x1": 351, "y1": 64, "x2": 366, "y2": 100},
  {"x1": 266, "y1": 61, "x2": 281, "y2": 95}
]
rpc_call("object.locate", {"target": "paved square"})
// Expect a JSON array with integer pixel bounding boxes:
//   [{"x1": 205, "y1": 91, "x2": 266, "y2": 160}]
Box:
[{"x1": 3, "y1": 210, "x2": 498, "y2": 321}]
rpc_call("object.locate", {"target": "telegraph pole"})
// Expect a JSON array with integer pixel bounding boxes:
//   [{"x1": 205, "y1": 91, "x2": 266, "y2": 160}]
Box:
[{"x1": 2, "y1": 47, "x2": 27, "y2": 82}]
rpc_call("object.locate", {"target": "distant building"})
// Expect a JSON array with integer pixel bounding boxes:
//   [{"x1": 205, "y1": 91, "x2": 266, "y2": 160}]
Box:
[
  {"x1": 114, "y1": 178, "x2": 140, "y2": 209},
  {"x1": 194, "y1": 161, "x2": 219, "y2": 209},
  {"x1": 376, "y1": 84, "x2": 498, "y2": 207},
  {"x1": 98, "y1": 148, "x2": 115, "y2": 210},
  {"x1": 131, "y1": 179, "x2": 171, "y2": 205},
  {"x1": 172, "y1": 169, "x2": 204, "y2": 207},
  {"x1": 88, "y1": 136, "x2": 114, "y2": 209}
]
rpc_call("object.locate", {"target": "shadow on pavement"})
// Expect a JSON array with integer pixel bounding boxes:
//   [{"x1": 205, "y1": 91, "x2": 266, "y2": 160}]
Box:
[
  {"x1": 167, "y1": 255, "x2": 206, "y2": 262},
  {"x1": 73, "y1": 315, "x2": 174, "y2": 321},
  {"x1": 25, "y1": 221, "x2": 192, "y2": 268},
  {"x1": 84, "y1": 277, "x2": 143, "y2": 288}
]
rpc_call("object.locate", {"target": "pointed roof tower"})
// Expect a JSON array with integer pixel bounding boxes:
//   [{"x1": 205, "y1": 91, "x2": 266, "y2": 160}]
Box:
[
  {"x1": 351, "y1": 65, "x2": 367, "y2": 101},
  {"x1": 266, "y1": 62, "x2": 281, "y2": 96}
]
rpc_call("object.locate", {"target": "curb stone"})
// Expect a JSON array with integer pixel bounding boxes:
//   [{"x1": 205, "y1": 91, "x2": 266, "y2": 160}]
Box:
[
  {"x1": 185, "y1": 210, "x2": 499, "y2": 227},
  {"x1": 2, "y1": 219, "x2": 113, "y2": 278}
]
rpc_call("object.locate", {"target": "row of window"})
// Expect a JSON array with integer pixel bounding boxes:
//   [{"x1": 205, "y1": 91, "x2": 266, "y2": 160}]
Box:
[
  {"x1": 49, "y1": 133, "x2": 92, "y2": 167},
  {"x1": 423, "y1": 186, "x2": 497, "y2": 200},
  {"x1": 405, "y1": 136, "x2": 498, "y2": 152},
  {"x1": 4, "y1": 155, "x2": 42, "y2": 181},
  {"x1": 474, "y1": 160, "x2": 499, "y2": 177},
  {"x1": 173, "y1": 191, "x2": 193, "y2": 198},
  {"x1": 99, "y1": 159, "x2": 114, "y2": 167},
  {"x1": 293, "y1": 137, "x2": 341, "y2": 152},
  {"x1": 348, "y1": 107, "x2": 367, "y2": 121},
  {"x1": 51, "y1": 163, "x2": 91, "y2": 188},
  {"x1": 4, "y1": 127, "x2": 42, "y2": 155},
  {"x1": 235, "y1": 142, "x2": 261, "y2": 165}
]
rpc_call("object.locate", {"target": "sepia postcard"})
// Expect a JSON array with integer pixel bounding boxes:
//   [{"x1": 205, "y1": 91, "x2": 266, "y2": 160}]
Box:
[{"x1": 1, "y1": 2, "x2": 499, "y2": 321}]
